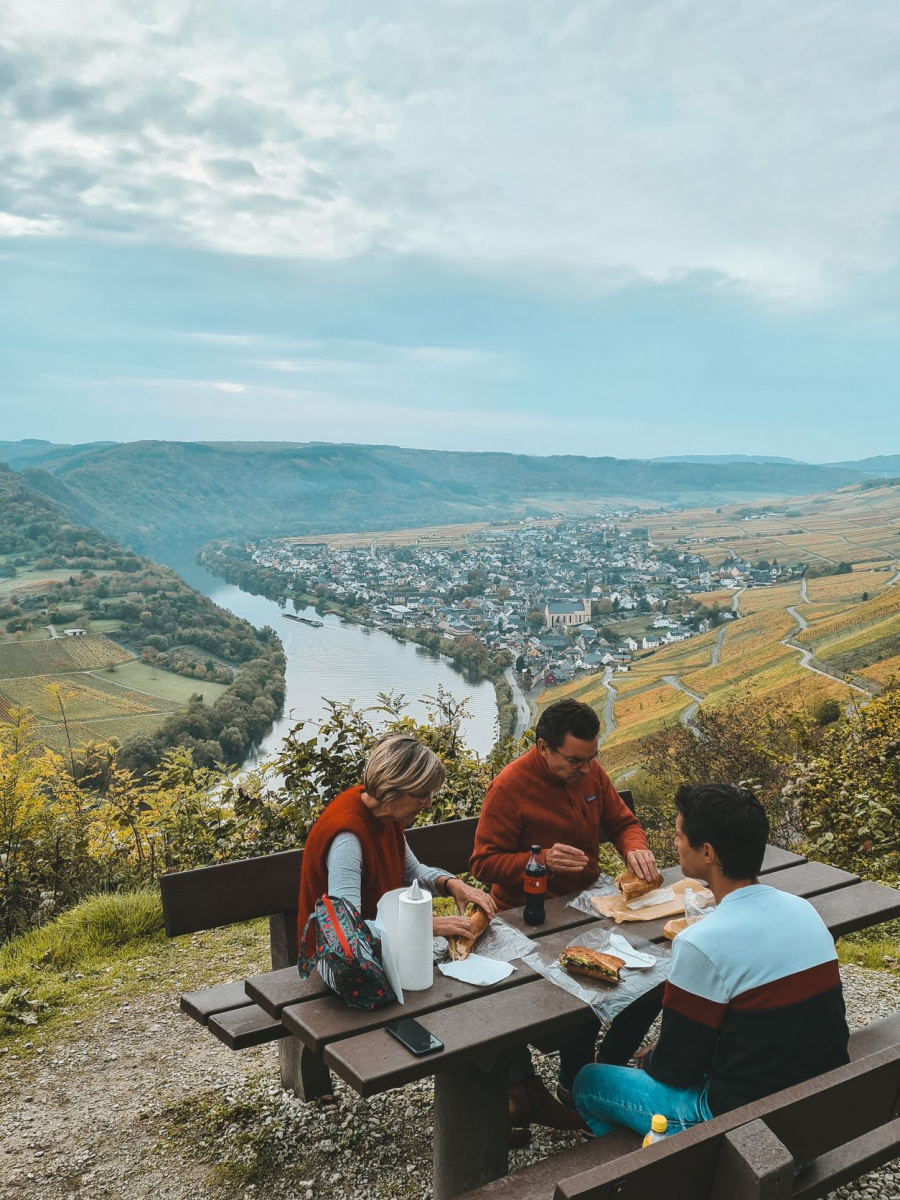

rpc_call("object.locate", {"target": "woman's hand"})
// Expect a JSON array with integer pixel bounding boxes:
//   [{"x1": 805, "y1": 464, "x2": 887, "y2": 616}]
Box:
[
  {"x1": 433, "y1": 914, "x2": 476, "y2": 940},
  {"x1": 446, "y1": 877, "x2": 497, "y2": 920},
  {"x1": 626, "y1": 848, "x2": 659, "y2": 883}
]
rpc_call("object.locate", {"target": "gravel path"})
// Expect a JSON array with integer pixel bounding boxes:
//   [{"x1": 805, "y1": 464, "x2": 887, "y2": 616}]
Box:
[{"x1": 1, "y1": 964, "x2": 897, "y2": 1199}]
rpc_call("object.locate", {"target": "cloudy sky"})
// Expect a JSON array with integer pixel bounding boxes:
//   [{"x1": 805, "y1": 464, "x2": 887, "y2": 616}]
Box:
[{"x1": 2, "y1": 0, "x2": 899, "y2": 460}]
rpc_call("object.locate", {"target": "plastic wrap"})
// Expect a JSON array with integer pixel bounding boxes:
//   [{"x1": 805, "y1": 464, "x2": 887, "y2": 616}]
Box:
[
  {"x1": 566, "y1": 874, "x2": 617, "y2": 916},
  {"x1": 684, "y1": 886, "x2": 716, "y2": 925},
  {"x1": 435, "y1": 918, "x2": 538, "y2": 964},
  {"x1": 522, "y1": 927, "x2": 671, "y2": 1023}
]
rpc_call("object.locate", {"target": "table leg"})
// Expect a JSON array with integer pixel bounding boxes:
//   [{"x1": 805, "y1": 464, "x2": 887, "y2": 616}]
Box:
[
  {"x1": 279, "y1": 1036, "x2": 333, "y2": 1102},
  {"x1": 433, "y1": 1058, "x2": 509, "y2": 1200}
]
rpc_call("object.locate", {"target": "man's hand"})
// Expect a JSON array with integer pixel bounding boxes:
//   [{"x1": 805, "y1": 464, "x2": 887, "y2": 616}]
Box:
[
  {"x1": 626, "y1": 848, "x2": 659, "y2": 883},
  {"x1": 446, "y1": 878, "x2": 496, "y2": 920},
  {"x1": 545, "y1": 843, "x2": 590, "y2": 874},
  {"x1": 633, "y1": 1042, "x2": 656, "y2": 1069}
]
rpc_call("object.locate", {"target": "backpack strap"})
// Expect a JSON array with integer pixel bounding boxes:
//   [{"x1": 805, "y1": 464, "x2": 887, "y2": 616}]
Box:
[{"x1": 297, "y1": 904, "x2": 319, "y2": 978}]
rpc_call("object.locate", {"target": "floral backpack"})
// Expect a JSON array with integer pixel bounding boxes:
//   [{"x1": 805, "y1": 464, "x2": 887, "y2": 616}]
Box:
[{"x1": 298, "y1": 894, "x2": 396, "y2": 1011}]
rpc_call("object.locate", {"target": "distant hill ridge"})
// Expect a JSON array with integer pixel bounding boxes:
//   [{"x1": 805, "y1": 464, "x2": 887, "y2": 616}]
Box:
[{"x1": 0, "y1": 439, "x2": 871, "y2": 556}]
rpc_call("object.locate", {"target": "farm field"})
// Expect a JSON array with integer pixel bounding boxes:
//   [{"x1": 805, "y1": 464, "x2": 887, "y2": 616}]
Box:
[
  {"x1": 39, "y1": 713, "x2": 175, "y2": 755},
  {"x1": 544, "y1": 568, "x2": 896, "y2": 779},
  {"x1": 0, "y1": 672, "x2": 181, "y2": 723},
  {"x1": 0, "y1": 634, "x2": 132, "y2": 679},
  {"x1": 716, "y1": 607, "x2": 795, "y2": 661},
  {"x1": 643, "y1": 483, "x2": 900, "y2": 569},
  {"x1": 0, "y1": 633, "x2": 220, "y2": 752},
  {"x1": 108, "y1": 659, "x2": 230, "y2": 704},
  {"x1": 737, "y1": 584, "x2": 802, "y2": 614}
]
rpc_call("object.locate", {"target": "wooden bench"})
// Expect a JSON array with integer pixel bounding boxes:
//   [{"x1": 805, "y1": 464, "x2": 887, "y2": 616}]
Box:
[
  {"x1": 458, "y1": 1012, "x2": 900, "y2": 1200},
  {"x1": 161, "y1": 808, "x2": 501, "y2": 1098}
]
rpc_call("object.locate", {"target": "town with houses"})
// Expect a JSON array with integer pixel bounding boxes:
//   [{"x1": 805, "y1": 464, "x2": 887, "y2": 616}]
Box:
[{"x1": 244, "y1": 513, "x2": 803, "y2": 694}]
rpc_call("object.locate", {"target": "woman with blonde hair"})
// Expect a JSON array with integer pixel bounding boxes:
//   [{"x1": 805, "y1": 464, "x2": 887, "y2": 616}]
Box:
[{"x1": 298, "y1": 734, "x2": 494, "y2": 943}]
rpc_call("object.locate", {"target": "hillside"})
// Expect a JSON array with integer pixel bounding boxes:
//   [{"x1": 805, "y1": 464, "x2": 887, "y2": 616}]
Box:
[
  {"x1": 0, "y1": 439, "x2": 866, "y2": 555},
  {"x1": 0, "y1": 466, "x2": 284, "y2": 773},
  {"x1": 539, "y1": 486, "x2": 900, "y2": 778}
]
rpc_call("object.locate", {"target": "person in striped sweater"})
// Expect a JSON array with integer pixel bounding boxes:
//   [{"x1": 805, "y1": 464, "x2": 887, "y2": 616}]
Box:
[{"x1": 573, "y1": 782, "x2": 850, "y2": 1137}]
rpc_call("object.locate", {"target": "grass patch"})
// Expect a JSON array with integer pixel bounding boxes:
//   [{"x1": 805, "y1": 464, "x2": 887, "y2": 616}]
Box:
[
  {"x1": 0, "y1": 893, "x2": 269, "y2": 1057},
  {"x1": 837, "y1": 918, "x2": 900, "y2": 977},
  {"x1": 0, "y1": 889, "x2": 165, "y2": 1039}
]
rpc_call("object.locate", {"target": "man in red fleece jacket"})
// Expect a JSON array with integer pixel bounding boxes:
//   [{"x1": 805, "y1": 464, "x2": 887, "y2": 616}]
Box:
[
  {"x1": 472, "y1": 698, "x2": 658, "y2": 908},
  {"x1": 471, "y1": 698, "x2": 661, "y2": 1142}
]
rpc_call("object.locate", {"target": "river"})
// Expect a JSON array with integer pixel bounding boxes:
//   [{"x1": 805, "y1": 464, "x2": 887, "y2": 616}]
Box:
[{"x1": 173, "y1": 559, "x2": 499, "y2": 760}]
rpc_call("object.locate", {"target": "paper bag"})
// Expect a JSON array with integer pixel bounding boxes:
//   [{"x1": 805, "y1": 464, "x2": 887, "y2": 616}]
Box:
[{"x1": 591, "y1": 877, "x2": 705, "y2": 924}]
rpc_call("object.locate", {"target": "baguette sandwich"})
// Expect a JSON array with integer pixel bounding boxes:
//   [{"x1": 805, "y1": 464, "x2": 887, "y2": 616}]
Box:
[
  {"x1": 615, "y1": 868, "x2": 665, "y2": 903},
  {"x1": 447, "y1": 903, "x2": 491, "y2": 961},
  {"x1": 558, "y1": 946, "x2": 624, "y2": 985}
]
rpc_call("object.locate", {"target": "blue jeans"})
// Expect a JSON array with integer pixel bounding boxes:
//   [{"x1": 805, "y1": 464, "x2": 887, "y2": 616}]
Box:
[{"x1": 573, "y1": 1063, "x2": 713, "y2": 1138}]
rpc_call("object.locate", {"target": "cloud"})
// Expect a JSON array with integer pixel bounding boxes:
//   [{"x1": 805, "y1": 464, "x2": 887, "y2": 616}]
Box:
[{"x1": 4, "y1": 2, "x2": 900, "y2": 303}]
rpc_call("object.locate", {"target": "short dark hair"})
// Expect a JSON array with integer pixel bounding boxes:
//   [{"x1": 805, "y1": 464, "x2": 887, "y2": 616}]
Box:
[
  {"x1": 535, "y1": 699, "x2": 600, "y2": 749},
  {"x1": 675, "y1": 783, "x2": 769, "y2": 880}
]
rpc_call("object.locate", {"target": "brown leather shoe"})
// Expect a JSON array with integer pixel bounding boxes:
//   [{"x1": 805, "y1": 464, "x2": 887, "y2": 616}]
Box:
[{"x1": 509, "y1": 1076, "x2": 589, "y2": 1132}]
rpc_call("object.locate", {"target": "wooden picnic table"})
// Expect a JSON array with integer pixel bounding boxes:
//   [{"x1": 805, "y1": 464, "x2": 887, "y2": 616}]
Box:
[{"x1": 228, "y1": 846, "x2": 900, "y2": 1200}]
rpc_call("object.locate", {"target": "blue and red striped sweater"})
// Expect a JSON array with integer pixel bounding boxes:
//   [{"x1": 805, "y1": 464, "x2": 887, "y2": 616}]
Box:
[{"x1": 644, "y1": 884, "x2": 850, "y2": 1114}]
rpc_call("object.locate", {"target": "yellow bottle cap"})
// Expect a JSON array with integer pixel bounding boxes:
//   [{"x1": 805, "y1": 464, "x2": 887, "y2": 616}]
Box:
[{"x1": 651, "y1": 1115, "x2": 667, "y2": 1134}]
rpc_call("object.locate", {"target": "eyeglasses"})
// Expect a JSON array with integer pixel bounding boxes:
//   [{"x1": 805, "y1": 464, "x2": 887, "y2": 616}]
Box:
[{"x1": 551, "y1": 749, "x2": 599, "y2": 767}]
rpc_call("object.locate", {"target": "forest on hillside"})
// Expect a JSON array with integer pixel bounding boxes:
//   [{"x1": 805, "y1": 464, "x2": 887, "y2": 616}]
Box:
[
  {"x1": 0, "y1": 439, "x2": 865, "y2": 555},
  {"x1": 0, "y1": 467, "x2": 285, "y2": 775}
]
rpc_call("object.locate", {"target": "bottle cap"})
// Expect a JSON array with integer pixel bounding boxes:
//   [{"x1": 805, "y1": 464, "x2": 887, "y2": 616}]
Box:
[
  {"x1": 530, "y1": 844, "x2": 541, "y2": 854},
  {"x1": 651, "y1": 1115, "x2": 667, "y2": 1134}
]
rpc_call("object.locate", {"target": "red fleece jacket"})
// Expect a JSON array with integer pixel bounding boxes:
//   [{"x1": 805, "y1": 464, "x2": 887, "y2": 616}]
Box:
[{"x1": 470, "y1": 745, "x2": 648, "y2": 910}]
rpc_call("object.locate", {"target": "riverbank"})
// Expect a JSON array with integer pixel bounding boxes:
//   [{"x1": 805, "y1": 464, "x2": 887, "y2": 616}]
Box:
[{"x1": 196, "y1": 546, "x2": 518, "y2": 744}]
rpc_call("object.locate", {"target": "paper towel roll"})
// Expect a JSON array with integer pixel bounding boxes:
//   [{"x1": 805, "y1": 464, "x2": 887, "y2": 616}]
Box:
[{"x1": 398, "y1": 879, "x2": 433, "y2": 991}]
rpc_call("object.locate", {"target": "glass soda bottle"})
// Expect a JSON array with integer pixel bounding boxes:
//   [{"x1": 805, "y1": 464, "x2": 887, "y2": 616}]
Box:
[
  {"x1": 642, "y1": 1115, "x2": 668, "y2": 1147},
  {"x1": 523, "y1": 845, "x2": 548, "y2": 926}
]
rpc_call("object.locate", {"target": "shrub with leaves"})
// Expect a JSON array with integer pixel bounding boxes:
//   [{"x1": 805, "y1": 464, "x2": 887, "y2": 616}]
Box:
[
  {"x1": 789, "y1": 684, "x2": 900, "y2": 882},
  {"x1": 0, "y1": 690, "x2": 528, "y2": 941}
]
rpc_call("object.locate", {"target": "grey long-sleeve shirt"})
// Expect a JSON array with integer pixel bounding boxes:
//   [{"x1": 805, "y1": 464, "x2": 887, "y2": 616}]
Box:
[{"x1": 325, "y1": 831, "x2": 452, "y2": 912}]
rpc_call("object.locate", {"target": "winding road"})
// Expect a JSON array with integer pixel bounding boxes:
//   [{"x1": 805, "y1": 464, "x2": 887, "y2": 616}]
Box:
[
  {"x1": 597, "y1": 666, "x2": 618, "y2": 746},
  {"x1": 662, "y1": 674, "x2": 704, "y2": 727},
  {"x1": 504, "y1": 668, "x2": 532, "y2": 739},
  {"x1": 782, "y1": 600, "x2": 871, "y2": 696}
]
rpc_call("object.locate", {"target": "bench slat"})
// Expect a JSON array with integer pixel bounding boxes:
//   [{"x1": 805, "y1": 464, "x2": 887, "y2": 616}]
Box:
[
  {"x1": 847, "y1": 1011, "x2": 900, "y2": 1061},
  {"x1": 180, "y1": 981, "x2": 255, "y2": 1026},
  {"x1": 458, "y1": 1015, "x2": 900, "y2": 1200},
  {"x1": 160, "y1": 847, "x2": 303, "y2": 936},
  {"x1": 760, "y1": 845, "x2": 806, "y2": 873},
  {"x1": 406, "y1": 816, "x2": 480, "y2": 878},
  {"x1": 457, "y1": 1130, "x2": 641, "y2": 1200},
  {"x1": 792, "y1": 1116, "x2": 900, "y2": 1200},
  {"x1": 554, "y1": 1046, "x2": 900, "y2": 1200},
  {"x1": 208, "y1": 1004, "x2": 291, "y2": 1050},
  {"x1": 808, "y1": 881, "x2": 900, "y2": 939}
]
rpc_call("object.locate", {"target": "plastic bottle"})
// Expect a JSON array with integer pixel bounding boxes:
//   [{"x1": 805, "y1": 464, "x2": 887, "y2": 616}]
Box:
[
  {"x1": 642, "y1": 1114, "x2": 668, "y2": 1148},
  {"x1": 523, "y1": 845, "x2": 548, "y2": 926}
]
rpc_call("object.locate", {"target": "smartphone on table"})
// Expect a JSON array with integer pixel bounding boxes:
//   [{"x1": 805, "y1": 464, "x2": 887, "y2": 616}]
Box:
[{"x1": 385, "y1": 1017, "x2": 444, "y2": 1056}]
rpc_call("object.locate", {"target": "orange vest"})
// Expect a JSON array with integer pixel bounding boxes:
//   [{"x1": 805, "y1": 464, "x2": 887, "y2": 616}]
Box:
[{"x1": 297, "y1": 785, "x2": 406, "y2": 952}]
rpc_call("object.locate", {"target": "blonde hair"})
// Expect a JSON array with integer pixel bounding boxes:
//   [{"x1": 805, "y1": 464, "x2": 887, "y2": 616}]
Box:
[{"x1": 363, "y1": 735, "x2": 445, "y2": 806}]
